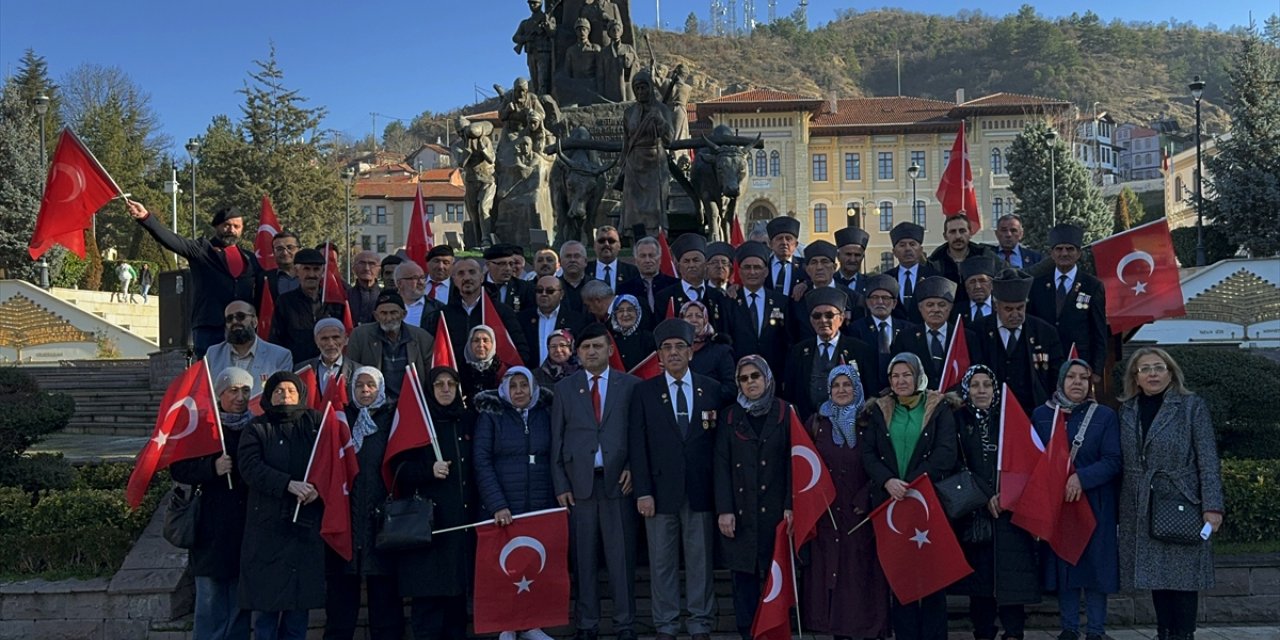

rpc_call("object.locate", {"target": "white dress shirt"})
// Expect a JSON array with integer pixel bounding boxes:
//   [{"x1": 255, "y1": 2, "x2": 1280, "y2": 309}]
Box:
[
  {"x1": 898, "y1": 266, "x2": 917, "y2": 303},
  {"x1": 743, "y1": 286, "x2": 766, "y2": 334},
  {"x1": 428, "y1": 279, "x2": 451, "y2": 303},
  {"x1": 405, "y1": 296, "x2": 427, "y2": 328},
  {"x1": 537, "y1": 307, "x2": 560, "y2": 365},
  {"x1": 771, "y1": 257, "x2": 793, "y2": 295},
  {"x1": 1055, "y1": 265, "x2": 1079, "y2": 293},
  {"x1": 595, "y1": 260, "x2": 620, "y2": 289}
]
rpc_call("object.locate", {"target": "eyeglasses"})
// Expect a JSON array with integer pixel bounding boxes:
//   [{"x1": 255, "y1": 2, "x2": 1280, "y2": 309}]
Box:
[
  {"x1": 274, "y1": 244, "x2": 299, "y2": 252},
  {"x1": 810, "y1": 311, "x2": 839, "y2": 320},
  {"x1": 1138, "y1": 363, "x2": 1169, "y2": 375},
  {"x1": 867, "y1": 294, "x2": 895, "y2": 303},
  {"x1": 596, "y1": 237, "x2": 619, "y2": 244},
  {"x1": 224, "y1": 312, "x2": 254, "y2": 323},
  {"x1": 737, "y1": 371, "x2": 764, "y2": 383},
  {"x1": 432, "y1": 380, "x2": 459, "y2": 389},
  {"x1": 535, "y1": 287, "x2": 561, "y2": 294},
  {"x1": 397, "y1": 275, "x2": 428, "y2": 282}
]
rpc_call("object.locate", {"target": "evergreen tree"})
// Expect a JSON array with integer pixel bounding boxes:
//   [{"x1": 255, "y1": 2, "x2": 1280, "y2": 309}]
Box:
[
  {"x1": 12, "y1": 49, "x2": 62, "y2": 162},
  {"x1": 1110, "y1": 186, "x2": 1144, "y2": 232},
  {"x1": 0, "y1": 80, "x2": 45, "y2": 282},
  {"x1": 1205, "y1": 23, "x2": 1280, "y2": 257},
  {"x1": 1007, "y1": 121, "x2": 1110, "y2": 250},
  {"x1": 685, "y1": 12, "x2": 700, "y2": 35}
]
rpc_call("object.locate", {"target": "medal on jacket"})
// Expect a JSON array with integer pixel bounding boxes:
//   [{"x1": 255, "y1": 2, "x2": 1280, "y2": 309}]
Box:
[
  {"x1": 1076, "y1": 292, "x2": 1091, "y2": 310},
  {"x1": 702, "y1": 409, "x2": 716, "y2": 429},
  {"x1": 769, "y1": 307, "x2": 784, "y2": 326}
]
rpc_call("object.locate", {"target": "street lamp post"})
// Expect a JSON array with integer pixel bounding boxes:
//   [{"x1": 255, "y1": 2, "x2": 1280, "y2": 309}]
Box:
[
  {"x1": 1189, "y1": 75, "x2": 1206, "y2": 267},
  {"x1": 33, "y1": 94, "x2": 49, "y2": 172},
  {"x1": 185, "y1": 138, "x2": 201, "y2": 238},
  {"x1": 1045, "y1": 129, "x2": 1058, "y2": 226},
  {"x1": 1093, "y1": 101, "x2": 1103, "y2": 186},
  {"x1": 342, "y1": 167, "x2": 356, "y2": 282},
  {"x1": 845, "y1": 203, "x2": 858, "y2": 229},
  {"x1": 907, "y1": 162, "x2": 920, "y2": 224}
]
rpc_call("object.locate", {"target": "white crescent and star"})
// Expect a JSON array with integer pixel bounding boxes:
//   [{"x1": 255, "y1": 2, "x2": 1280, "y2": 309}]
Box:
[
  {"x1": 791, "y1": 445, "x2": 823, "y2": 493},
  {"x1": 884, "y1": 488, "x2": 930, "y2": 535},
  {"x1": 499, "y1": 536, "x2": 548, "y2": 576},
  {"x1": 1116, "y1": 251, "x2": 1155, "y2": 296},
  {"x1": 50, "y1": 163, "x2": 87, "y2": 203},
  {"x1": 153, "y1": 397, "x2": 200, "y2": 447},
  {"x1": 762, "y1": 560, "x2": 783, "y2": 603}
]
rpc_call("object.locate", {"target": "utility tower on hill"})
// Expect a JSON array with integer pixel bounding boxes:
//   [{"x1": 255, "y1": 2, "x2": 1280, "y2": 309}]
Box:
[
  {"x1": 768, "y1": 0, "x2": 777, "y2": 23},
  {"x1": 710, "y1": 0, "x2": 726, "y2": 35},
  {"x1": 744, "y1": 0, "x2": 756, "y2": 30},
  {"x1": 798, "y1": 0, "x2": 808, "y2": 25}
]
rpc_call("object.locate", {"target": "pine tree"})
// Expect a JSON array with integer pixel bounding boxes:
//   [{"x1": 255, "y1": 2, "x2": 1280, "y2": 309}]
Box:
[
  {"x1": 685, "y1": 12, "x2": 700, "y2": 35},
  {"x1": 1110, "y1": 185, "x2": 1144, "y2": 232},
  {"x1": 12, "y1": 49, "x2": 63, "y2": 162},
  {"x1": 1205, "y1": 22, "x2": 1280, "y2": 257},
  {"x1": 1007, "y1": 121, "x2": 1110, "y2": 250},
  {"x1": 0, "y1": 80, "x2": 45, "y2": 282}
]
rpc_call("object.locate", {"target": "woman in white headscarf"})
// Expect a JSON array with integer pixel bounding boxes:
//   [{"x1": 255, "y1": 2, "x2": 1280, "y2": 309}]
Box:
[{"x1": 460, "y1": 325, "x2": 503, "y2": 403}]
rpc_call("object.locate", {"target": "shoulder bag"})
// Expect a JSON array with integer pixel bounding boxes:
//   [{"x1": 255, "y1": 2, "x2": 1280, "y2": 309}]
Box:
[
  {"x1": 936, "y1": 425, "x2": 989, "y2": 521},
  {"x1": 1146, "y1": 400, "x2": 1204, "y2": 545},
  {"x1": 375, "y1": 462, "x2": 435, "y2": 552},
  {"x1": 162, "y1": 484, "x2": 201, "y2": 549}
]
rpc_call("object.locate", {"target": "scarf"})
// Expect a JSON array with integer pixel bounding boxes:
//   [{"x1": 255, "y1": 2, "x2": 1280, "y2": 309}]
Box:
[
  {"x1": 735, "y1": 354, "x2": 776, "y2": 417},
  {"x1": 465, "y1": 325, "x2": 498, "y2": 371},
  {"x1": 1050, "y1": 358, "x2": 1092, "y2": 414},
  {"x1": 499, "y1": 366, "x2": 541, "y2": 411},
  {"x1": 960, "y1": 364, "x2": 1000, "y2": 445},
  {"x1": 220, "y1": 410, "x2": 254, "y2": 432},
  {"x1": 539, "y1": 354, "x2": 581, "y2": 383},
  {"x1": 425, "y1": 367, "x2": 467, "y2": 421},
  {"x1": 680, "y1": 299, "x2": 715, "y2": 344},
  {"x1": 262, "y1": 371, "x2": 308, "y2": 422},
  {"x1": 818, "y1": 364, "x2": 864, "y2": 448},
  {"x1": 349, "y1": 366, "x2": 386, "y2": 452},
  {"x1": 610, "y1": 295, "x2": 642, "y2": 337}
]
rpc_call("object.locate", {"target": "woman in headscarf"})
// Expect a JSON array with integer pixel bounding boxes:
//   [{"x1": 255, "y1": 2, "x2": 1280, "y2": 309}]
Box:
[
  {"x1": 799, "y1": 364, "x2": 890, "y2": 640},
  {"x1": 860, "y1": 352, "x2": 957, "y2": 640},
  {"x1": 714, "y1": 355, "x2": 794, "y2": 640},
  {"x1": 472, "y1": 365, "x2": 557, "y2": 640},
  {"x1": 609, "y1": 294, "x2": 653, "y2": 371},
  {"x1": 949, "y1": 365, "x2": 1040, "y2": 640},
  {"x1": 236, "y1": 371, "x2": 325, "y2": 640},
  {"x1": 171, "y1": 367, "x2": 254, "y2": 640},
  {"x1": 323, "y1": 367, "x2": 402, "y2": 640},
  {"x1": 535, "y1": 329, "x2": 580, "y2": 388},
  {"x1": 1033, "y1": 359, "x2": 1121, "y2": 640},
  {"x1": 681, "y1": 299, "x2": 736, "y2": 399},
  {"x1": 392, "y1": 366, "x2": 479, "y2": 640},
  {"x1": 460, "y1": 325, "x2": 502, "y2": 403}
]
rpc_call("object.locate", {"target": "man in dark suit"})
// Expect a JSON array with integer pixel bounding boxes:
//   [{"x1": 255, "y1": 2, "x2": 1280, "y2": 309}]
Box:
[
  {"x1": 883, "y1": 221, "x2": 940, "y2": 325},
  {"x1": 1028, "y1": 223, "x2": 1109, "y2": 374},
  {"x1": 957, "y1": 254, "x2": 999, "y2": 326},
  {"x1": 347, "y1": 249, "x2": 383, "y2": 325},
  {"x1": 439, "y1": 258, "x2": 530, "y2": 366},
  {"x1": 994, "y1": 213, "x2": 1044, "y2": 269},
  {"x1": 617, "y1": 236, "x2": 678, "y2": 326},
  {"x1": 792, "y1": 240, "x2": 864, "y2": 340},
  {"x1": 551, "y1": 323, "x2": 640, "y2": 640},
  {"x1": 519, "y1": 274, "x2": 587, "y2": 368},
  {"x1": 630, "y1": 320, "x2": 722, "y2": 640},
  {"x1": 393, "y1": 261, "x2": 446, "y2": 331},
  {"x1": 927, "y1": 214, "x2": 993, "y2": 312},
  {"x1": 588, "y1": 225, "x2": 640, "y2": 292},
  {"x1": 128, "y1": 201, "x2": 262, "y2": 358},
  {"x1": 654, "y1": 234, "x2": 732, "y2": 334},
  {"x1": 781, "y1": 288, "x2": 879, "y2": 418},
  {"x1": 482, "y1": 243, "x2": 534, "y2": 312},
  {"x1": 890, "y1": 277, "x2": 978, "y2": 391},
  {"x1": 298, "y1": 318, "x2": 362, "y2": 397},
  {"x1": 559, "y1": 240, "x2": 591, "y2": 312},
  {"x1": 974, "y1": 269, "x2": 1064, "y2": 413},
  {"x1": 764, "y1": 216, "x2": 809, "y2": 298},
  {"x1": 262, "y1": 230, "x2": 302, "y2": 298},
  {"x1": 833, "y1": 226, "x2": 870, "y2": 298},
  {"x1": 704, "y1": 242, "x2": 735, "y2": 292},
  {"x1": 346, "y1": 291, "x2": 435, "y2": 401},
  {"x1": 849, "y1": 274, "x2": 917, "y2": 380},
  {"x1": 269, "y1": 248, "x2": 347, "y2": 363},
  {"x1": 727, "y1": 242, "x2": 795, "y2": 379}
]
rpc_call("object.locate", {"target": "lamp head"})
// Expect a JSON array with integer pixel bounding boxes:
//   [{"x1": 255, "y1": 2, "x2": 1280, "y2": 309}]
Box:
[
  {"x1": 185, "y1": 138, "x2": 201, "y2": 156},
  {"x1": 1189, "y1": 75, "x2": 1205, "y2": 102},
  {"x1": 33, "y1": 94, "x2": 49, "y2": 115},
  {"x1": 907, "y1": 162, "x2": 920, "y2": 180}
]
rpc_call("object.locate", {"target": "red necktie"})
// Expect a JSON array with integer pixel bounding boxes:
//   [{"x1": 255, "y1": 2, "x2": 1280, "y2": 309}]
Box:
[
  {"x1": 428, "y1": 281, "x2": 440, "y2": 301},
  {"x1": 224, "y1": 247, "x2": 244, "y2": 278},
  {"x1": 591, "y1": 374, "x2": 602, "y2": 423}
]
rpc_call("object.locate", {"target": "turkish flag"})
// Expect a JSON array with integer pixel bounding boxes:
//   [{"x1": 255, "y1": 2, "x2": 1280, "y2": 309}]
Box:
[
  {"x1": 473, "y1": 509, "x2": 571, "y2": 634},
  {"x1": 306, "y1": 403, "x2": 360, "y2": 561},
  {"x1": 657, "y1": 228, "x2": 677, "y2": 278},
  {"x1": 870, "y1": 475, "x2": 972, "y2": 603},
  {"x1": 997, "y1": 384, "x2": 1044, "y2": 510},
  {"x1": 28, "y1": 128, "x2": 123, "y2": 260},
  {"x1": 1092, "y1": 218, "x2": 1185, "y2": 334},
  {"x1": 937, "y1": 315, "x2": 971, "y2": 392},
  {"x1": 935, "y1": 121, "x2": 982, "y2": 232},
  {"x1": 482, "y1": 291, "x2": 522, "y2": 374},
  {"x1": 322, "y1": 249, "x2": 355, "y2": 334},
  {"x1": 790, "y1": 411, "x2": 836, "y2": 546},
  {"x1": 322, "y1": 373, "x2": 348, "y2": 412},
  {"x1": 607, "y1": 333, "x2": 626, "y2": 372},
  {"x1": 295, "y1": 365, "x2": 323, "y2": 411},
  {"x1": 126, "y1": 360, "x2": 222, "y2": 508},
  {"x1": 628, "y1": 351, "x2": 663, "y2": 380},
  {"x1": 1067, "y1": 342, "x2": 1080, "y2": 361},
  {"x1": 247, "y1": 393, "x2": 263, "y2": 416},
  {"x1": 406, "y1": 183, "x2": 434, "y2": 271},
  {"x1": 383, "y1": 365, "x2": 436, "y2": 490},
  {"x1": 750, "y1": 521, "x2": 795, "y2": 640},
  {"x1": 1010, "y1": 409, "x2": 1097, "y2": 565},
  {"x1": 255, "y1": 195, "x2": 281, "y2": 270},
  {"x1": 431, "y1": 315, "x2": 458, "y2": 370},
  {"x1": 730, "y1": 216, "x2": 746, "y2": 248},
  {"x1": 664, "y1": 296, "x2": 675, "y2": 321},
  {"x1": 257, "y1": 283, "x2": 275, "y2": 341}
]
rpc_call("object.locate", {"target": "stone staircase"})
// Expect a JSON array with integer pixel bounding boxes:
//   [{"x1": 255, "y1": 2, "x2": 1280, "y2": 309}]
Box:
[
  {"x1": 46, "y1": 286, "x2": 160, "y2": 344},
  {"x1": 24, "y1": 359, "x2": 164, "y2": 437}
]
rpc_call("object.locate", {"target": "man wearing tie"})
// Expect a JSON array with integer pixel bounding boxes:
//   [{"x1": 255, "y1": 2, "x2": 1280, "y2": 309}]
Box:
[
  {"x1": 994, "y1": 213, "x2": 1044, "y2": 268},
  {"x1": 883, "y1": 221, "x2": 940, "y2": 325},
  {"x1": 764, "y1": 216, "x2": 809, "y2": 299},
  {"x1": 890, "y1": 277, "x2": 977, "y2": 391},
  {"x1": 957, "y1": 254, "x2": 999, "y2": 325},
  {"x1": 588, "y1": 226, "x2": 640, "y2": 292},
  {"x1": 704, "y1": 242, "x2": 735, "y2": 292},
  {"x1": 519, "y1": 275, "x2": 588, "y2": 368},
  {"x1": 727, "y1": 242, "x2": 794, "y2": 379},
  {"x1": 629, "y1": 319, "x2": 723, "y2": 640},
  {"x1": 551, "y1": 323, "x2": 640, "y2": 640},
  {"x1": 974, "y1": 269, "x2": 1063, "y2": 413},
  {"x1": 617, "y1": 236, "x2": 677, "y2": 327},
  {"x1": 483, "y1": 243, "x2": 534, "y2": 312},
  {"x1": 425, "y1": 245, "x2": 455, "y2": 304},
  {"x1": 850, "y1": 274, "x2": 917, "y2": 382},
  {"x1": 654, "y1": 234, "x2": 731, "y2": 333},
  {"x1": 781, "y1": 287, "x2": 879, "y2": 418},
  {"x1": 1028, "y1": 223, "x2": 1108, "y2": 375},
  {"x1": 833, "y1": 226, "x2": 870, "y2": 295}
]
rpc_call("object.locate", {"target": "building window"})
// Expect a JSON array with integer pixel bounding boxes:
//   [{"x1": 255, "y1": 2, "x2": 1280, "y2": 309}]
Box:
[
  {"x1": 361, "y1": 206, "x2": 373, "y2": 224},
  {"x1": 942, "y1": 150, "x2": 951, "y2": 168},
  {"x1": 426, "y1": 204, "x2": 435, "y2": 221},
  {"x1": 880, "y1": 251, "x2": 894, "y2": 273},
  {"x1": 812, "y1": 154, "x2": 828, "y2": 182},
  {"x1": 375, "y1": 206, "x2": 387, "y2": 224},
  {"x1": 756, "y1": 150, "x2": 767, "y2": 177},
  {"x1": 913, "y1": 200, "x2": 926, "y2": 228},
  {"x1": 910, "y1": 151, "x2": 926, "y2": 178},
  {"x1": 993, "y1": 197, "x2": 1004, "y2": 226},
  {"x1": 878, "y1": 152, "x2": 893, "y2": 180},
  {"x1": 376, "y1": 235, "x2": 388, "y2": 253},
  {"x1": 769, "y1": 150, "x2": 781, "y2": 177},
  {"x1": 361, "y1": 235, "x2": 372, "y2": 251},
  {"x1": 1175, "y1": 176, "x2": 1185, "y2": 200},
  {"x1": 813, "y1": 204, "x2": 828, "y2": 233},
  {"x1": 878, "y1": 201, "x2": 894, "y2": 231},
  {"x1": 990, "y1": 149, "x2": 1003, "y2": 175},
  {"x1": 844, "y1": 153, "x2": 861, "y2": 181}
]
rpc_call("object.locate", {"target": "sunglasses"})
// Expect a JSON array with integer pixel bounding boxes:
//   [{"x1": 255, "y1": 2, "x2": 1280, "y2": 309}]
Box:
[
  {"x1": 535, "y1": 287, "x2": 561, "y2": 294},
  {"x1": 596, "y1": 237, "x2": 619, "y2": 244},
  {"x1": 737, "y1": 371, "x2": 763, "y2": 383},
  {"x1": 810, "y1": 311, "x2": 839, "y2": 320},
  {"x1": 224, "y1": 311, "x2": 254, "y2": 323}
]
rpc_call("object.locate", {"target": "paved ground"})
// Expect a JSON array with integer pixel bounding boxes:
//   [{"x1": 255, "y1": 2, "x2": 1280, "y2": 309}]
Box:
[{"x1": 28, "y1": 432, "x2": 149, "y2": 462}]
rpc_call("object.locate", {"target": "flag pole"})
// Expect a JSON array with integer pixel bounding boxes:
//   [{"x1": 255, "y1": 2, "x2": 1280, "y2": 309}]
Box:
[
  {"x1": 430, "y1": 506, "x2": 568, "y2": 535},
  {"x1": 788, "y1": 529, "x2": 804, "y2": 640},
  {"x1": 294, "y1": 403, "x2": 329, "y2": 522},
  {"x1": 410, "y1": 364, "x2": 444, "y2": 461},
  {"x1": 202, "y1": 357, "x2": 233, "y2": 490}
]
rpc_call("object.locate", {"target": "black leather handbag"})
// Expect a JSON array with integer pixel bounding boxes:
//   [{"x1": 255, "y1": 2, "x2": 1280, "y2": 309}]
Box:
[
  {"x1": 936, "y1": 469, "x2": 989, "y2": 520},
  {"x1": 1148, "y1": 479, "x2": 1203, "y2": 545},
  {"x1": 162, "y1": 485, "x2": 201, "y2": 549},
  {"x1": 375, "y1": 466, "x2": 435, "y2": 552}
]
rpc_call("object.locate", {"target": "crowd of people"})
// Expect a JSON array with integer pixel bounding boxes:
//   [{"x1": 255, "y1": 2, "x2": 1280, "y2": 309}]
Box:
[{"x1": 130, "y1": 198, "x2": 1224, "y2": 640}]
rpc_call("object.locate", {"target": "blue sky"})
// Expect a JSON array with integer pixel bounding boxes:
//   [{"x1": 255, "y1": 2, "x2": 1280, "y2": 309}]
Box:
[{"x1": 0, "y1": 1, "x2": 1265, "y2": 153}]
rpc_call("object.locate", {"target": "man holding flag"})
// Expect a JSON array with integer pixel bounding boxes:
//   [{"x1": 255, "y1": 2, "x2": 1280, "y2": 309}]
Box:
[{"x1": 269, "y1": 248, "x2": 348, "y2": 363}]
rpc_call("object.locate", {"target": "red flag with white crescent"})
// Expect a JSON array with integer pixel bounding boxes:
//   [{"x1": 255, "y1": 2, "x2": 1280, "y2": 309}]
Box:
[
  {"x1": 789, "y1": 410, "x2": 836, "y2": 546},
  {"x1": 997, "y1": 384, "x2": 1043, "y2": 510},
  {"x1": 473, "y1": 509, "x2": 571, "y2": 634},
  {"x1": 255, "y1": 195, "x2": 281, "y2": 270},
  {"x1": 306, "y1": 403, "x2": 360, "y2": 561},
  {"x1": 750, "y1": 521, "x2": 795, "y2": 640},
  {"x1": 870, "y1": 475, "x2": 972, "y2": 603},
  {"x1": 125, "y1": 360, "x2": 222, "y2": 508},
  {"x1": 1091, "y1": 219, "x2": 1185, "y2": 334},
  {"x1": 937, "y1": 315, "x2": 971, "y2": 391},
  {"x1": 935, "y1": 121, "x2": 981, "y2": 232},
  {"x1": 431, "y1": 315, "x2": 458, "y2": 370},
  {"x1": 28, "y1": 128, "x2": 124, "y2": 259},
  {"x1": 323, "y1": 373, "x2": 349, "y2": 412},
  {"x1": 1010, "y1": 409, "x2": 1098, "y2": 564}
]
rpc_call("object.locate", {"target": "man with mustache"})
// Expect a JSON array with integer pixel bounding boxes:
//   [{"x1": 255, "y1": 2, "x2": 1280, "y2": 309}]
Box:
[
  {"x1": 204, "y1": 300, "x2": 292, "y2": 396},
  {"x1": 269, "y1": 248, "x2": 348, "y2": 363}
]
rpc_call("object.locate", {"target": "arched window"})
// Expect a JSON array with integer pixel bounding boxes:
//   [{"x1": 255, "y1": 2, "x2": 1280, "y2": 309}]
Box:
[
  {"x1": 1175, "y1": 176, "x2": 1185, "y2": 200},
  {"x1": 770, "y1": 150, "x2": 781, "y2": 177},
  {"x1": 993, "y1": 197, "x2": 1004, "y2": 216},
  {"x1": 755, "y1": 150, "x2": 767, "y2": 177},
  {"x1": 813, "y1": 204, "x2": 828, "y2": 233},
  {"x1": 878, "y1": 201, "x2": 894, "y2": 231},
  {"x1": 990, "y1": 148, "x2": 1003, "y2": 175},
  {"x1": 913, "y1": 200, "x2": 926, "y2": 228}
]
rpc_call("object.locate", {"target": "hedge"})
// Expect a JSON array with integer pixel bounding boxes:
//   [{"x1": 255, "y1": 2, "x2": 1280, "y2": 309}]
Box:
[{"x1": 1219, "y1": 459, "x2": 1280, "y2": 544}]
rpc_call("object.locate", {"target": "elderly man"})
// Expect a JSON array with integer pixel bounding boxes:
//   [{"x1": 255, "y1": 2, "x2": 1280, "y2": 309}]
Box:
[
  {"x1": 581, "y1": 280, "x2": 616, "y2": 325},
  {"x1": 883, "y1": 221, "x2": 940, "y2": 325},
  {"x1": 347, "y1": 250, "x2": 383, "y2": 325},
  {"x1": 269, "y1": 248, "x2": 347, "y2": 363},
  {"x1": 346, "y1": 291, "x2": 434, "y2": 401},
  {"x1": 764, "y1": 216, "x2": 808, "y2": 298},
  {"x1": 617, "y1": 236, "x2": 678, "y2": 325},
  {"x1": 425, "y1": 245, "x2": 455, "y2": 304},
  {"x1": 781, "y1": 288, "x2": 879, "y2": 417},
  {"x1": 848, "y1": 274, "x2": 916, "y2": 389},
  {"x1": 974, "y1": 269, "x2": 1064, "y2": 412},
  {"x1": 958, "y1": 255, "x2": 999, "y2": 325},
  {"x1": 264, "y1": 231, "x2": 302, "y2": 298},
  {"x1": 394, "y1": 261, "x2": 446, "y2": 330},
  {"x1": 532, "y1": 247, "x2": 562, "y2": 278},
  {"x1": 483, "y1": 243, "x2": 534, "y2": 312},
  {"x1": 704, "y1": 242, "x2": 734, "y2": 292},
  {"x1": 994, "y1": 213, "x2": 1044, "y2": 269},
  {"x1": 520, "y1": 275, "x2": 587, "y2": 367},
  {"x1": 726, "y1": 242, "x2": 794, "y2": 392},
  {"x1": 205, "y1": 301, "x2": 293, "y2": 396},
  {"x1": 588, "y1": 225, "x2": 640, "y2": 292},
  {"x1": 890, "y1": 276, "x2": 979, "y2": 391},
  {"x1": 1028, "y1": 223, "x2": 1109, "y2": 374},
  {"x1": 298, "y1": 318, "x2": 362, "y2": 398},
  {"x1": 559, "y1": 240, "x2": 591, "y2": 312},
  {"x1": 833, "y1": 226, "x2": 870, "y2": 294},
  {"x1": 794, "y1": 240, "x2": 862, "y2": 339},
  {"x1": 439, "y1": 258, "x2": 529, "y2": 366},
  {"x1": 654, "y1": 234, "x2": 731, "y2": 332}
]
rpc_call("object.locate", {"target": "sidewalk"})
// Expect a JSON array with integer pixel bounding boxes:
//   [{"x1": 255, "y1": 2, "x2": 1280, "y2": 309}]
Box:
[{"x1": 28, "y1": 432, "x2": 149, "y2": 462}]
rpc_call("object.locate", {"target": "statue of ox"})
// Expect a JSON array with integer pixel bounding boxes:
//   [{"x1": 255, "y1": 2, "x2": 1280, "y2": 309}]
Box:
[
  {"x1": 550, "y1": 127, "x2": 614, "y2": 244},
  {"x1": 669, "y1": 125, "x2": 763, "y2": 241}
]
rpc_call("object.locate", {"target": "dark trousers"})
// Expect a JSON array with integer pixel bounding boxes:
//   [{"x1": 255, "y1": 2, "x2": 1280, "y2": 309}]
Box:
[
  {"x1": 969, "y1": 596, "x2": 1026, "y2": 639},
  {"x1": 731, "y1": 570, "x2": 762, "y2": 640},
  {"x1": 409, "y1": 595, "x2": 469, "y2": 640},
  {"x1": 323, "y1": 573, "x2": 403, "y2": 640},
  {"x1": 1152, "y1": 589, "x2": 1199, "y2": 636},
  {"x1": 571, "y1": 473, "x2": 637, "y2": 631},
  {"x1": 891, "y1": 592, "x2": 948, "y2": 640}
]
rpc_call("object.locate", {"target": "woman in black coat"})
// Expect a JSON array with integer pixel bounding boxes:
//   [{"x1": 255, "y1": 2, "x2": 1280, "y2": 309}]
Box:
[
  {"x1": 860, "y1": 352, "x2": 957, "y2": 640},
  {"x1": 236, "y1": 371, "x2": 325, "y2": 640},
  {"x1": 714, "y1": 354, "x2": 793, "y2": 640},
  {"x1": 460, "y1": 325, "x2": 503, "y2": 404},
  {"x1": 170, "y1": 367, "x2": 254, "y2": 640},
  {"x1": 682, "y1": 300, "x2": 736, "y2": 399},
  {"x1": 392, "y1": 367, "x2": 478, "y2": 640},
  {"x1": 949, "y1": 365, "x2": 1040, "y2": 640},
  {"x1": 610, "y1": 295, "x2": 654, "y2": 371},
  {"x1": 323, "y1": 366, "x2": 402, "y2": 640}
]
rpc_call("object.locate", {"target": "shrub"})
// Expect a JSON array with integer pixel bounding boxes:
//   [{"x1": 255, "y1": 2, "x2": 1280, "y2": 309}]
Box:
[
  {"x1": 1219, "y1": 458, "x2": 1280, "y2": 544},
  {"x1": 74, "y1": 461, "x2": 137, "y2": 491},
  {"x1": 0, "y1": 367, "x2": 75, "y2": 459},
  {"x1": 0, "y1": 453, "x2": 76, "y2": 493}
]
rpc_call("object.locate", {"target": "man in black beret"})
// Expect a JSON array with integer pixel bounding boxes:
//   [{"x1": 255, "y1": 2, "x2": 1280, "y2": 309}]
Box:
[
  {"x1": 883, "y1": 221, "x2": 940, "y2": 325},
  {"x1": 927, "y1": 214, "x2": 993, "y2": 311},
  {"x1": 833, "y1": 226, "x2": 870, "y2": 294},
  {"x1": 890, "y1": 276, "x2": 979, "y2": 391},
  {"x1": 764, "y1": 216, "x2": 810, "y2": 298},
  {"x1": 957, "y1": 254, "x2": 999, "y2": 325},
  {"x1": 974, "y1": 269, "x2": 1064, "y2": 412},
  {"x1": 849, "y1": 274, "x2": 917, "y2": 377},
  {"x1": 727, "y1": 242, "x2": 795, "y2": 378},
  {"x1": 269, "y1": 248, "x2": 349, "y2": 363},
  {"x1": 781, "y1": 287, "x2": 880, "y2": 418},
  {"x1": 425, "y1": 245, "x2": 456, "y2": 304},
  {"x1": 346, "y1": 290, "x2": 435, "y2": 402},
  {"x1": 483, "y1": 243, "x2": 534, "y2": 312},
  {"x1": 654, "y1": 233, "x2": 732, "y2": 333},
  {"x1": 1028, "y1": 223, "x2": 1109, "y2": 376},
  {"x1": 127, "y1": 200, "x2": 261, "y2": 358}
]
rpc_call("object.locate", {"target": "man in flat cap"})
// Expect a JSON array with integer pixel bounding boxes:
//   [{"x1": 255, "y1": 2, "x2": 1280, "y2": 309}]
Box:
[
  {"x1": 782, "y1": 287, "x2": 880, "y2": 417},
  {"x1": 1028, "y1": 223, "x2": 1109, "y2": 375},
  {"x1": 727, "y1": 242, "x2": 795, "y2": 377},
  {"x1": 833, "y1": 226, "x2": 871, "y2": 295},
  {"x1": 654, "y1": 233, "x2": 731, "y2": 333},
  {"x1": 927, "y1": 214, "x2": 993, "y2": 311},
  {"x1": 589, "y1": 225, "x2": 640, "y2": 292},
  {"x1": 793, "y1": 240, "x2": 863, "y2": 339},
  {"x1": 346, "y1": 290, "x2": 435, "y2": 402},
  {"x1": 704, "y1": 242, "x2": 735, "y2": 292},
  {"x1": 957, "y1": 254, "x2": 999, "y2": 326},
  {"x1": 269, "y1": 248, "x2": 349, "y2": 363},
  {"x1": 425, "y1": 245, "x2": 456, "y2": 304},
  {"x1": 890, "y1": 276, "x2": 978, "y2": 391},
  {"x1": 975, "y1": 269, "x2": 1064, "y2": 412},
  {"x1": 629, "y1": 319, "x2": 723, "y2": 640},
  {"x1": 483, "y1": 243, "x2": 535, "y2": 312},
  {"x1": 850, "y1": 274, "x2": 918, "y2": 377},
  {"x1": 764, "y1": 216, "x2": 810, "y2": 298},
  {"x1": 883, "y1": 221, "x2": 940, "y2": 325},
  {"x1": 128, "y1": 200, "x2": 261, "y2": 357}
]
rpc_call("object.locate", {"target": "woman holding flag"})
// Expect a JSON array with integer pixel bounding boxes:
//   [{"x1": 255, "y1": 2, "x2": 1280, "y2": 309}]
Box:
[
  {"x1": 236, "y1": 371, "x2": 324, "y2": 640},
  {"x1": 1031, "y1": 359, "x2": 1121, "y2": 640}
]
